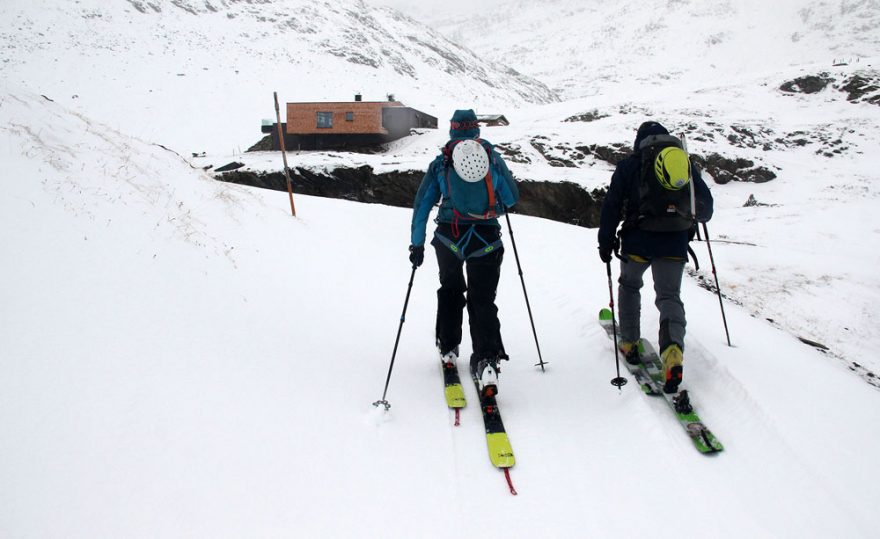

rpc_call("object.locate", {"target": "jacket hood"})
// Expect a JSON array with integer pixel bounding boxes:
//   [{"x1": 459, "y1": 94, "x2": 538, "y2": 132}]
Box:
[{"x1": 633, "y1": 121, "x2": 669, "y2": 151}]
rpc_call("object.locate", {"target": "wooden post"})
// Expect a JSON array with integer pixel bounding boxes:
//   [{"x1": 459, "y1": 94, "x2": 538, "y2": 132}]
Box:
[{"x1": 274, "y1": 91, "x2": 297, "y2": 217}]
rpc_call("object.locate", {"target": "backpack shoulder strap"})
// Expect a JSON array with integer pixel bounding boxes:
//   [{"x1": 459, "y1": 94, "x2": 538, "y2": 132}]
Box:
[{"x1": 476, "y1": 138, "x2": 497, "y2": 214}]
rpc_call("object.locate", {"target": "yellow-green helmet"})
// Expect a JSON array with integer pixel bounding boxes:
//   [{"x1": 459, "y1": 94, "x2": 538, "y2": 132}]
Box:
[{"x1": 654, "y1": 147, "x2": 690, "y2": 191}]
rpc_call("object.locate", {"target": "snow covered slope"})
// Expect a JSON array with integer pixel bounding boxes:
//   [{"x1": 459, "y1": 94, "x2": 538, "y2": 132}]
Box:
[
  {"x1": 421, "y1": 0, "x2": 880, "y2": 98},
  {"x1": 0, "y1": 0, "x2": 556, "y2": 154},
  {"x1": 2, "y1": 2, "x2": 880, "y2": 533},
  {"x1": 3, "y1": 87, "x2": 880, "y2": 538}
]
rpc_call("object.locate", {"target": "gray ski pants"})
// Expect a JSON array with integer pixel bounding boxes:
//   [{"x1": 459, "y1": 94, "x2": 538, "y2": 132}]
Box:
[{"x1": 617, "y1": 255, "x2": 686, "y2": 353}]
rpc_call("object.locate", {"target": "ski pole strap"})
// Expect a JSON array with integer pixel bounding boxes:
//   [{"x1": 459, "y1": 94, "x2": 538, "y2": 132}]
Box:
[
  {"x1": 687, "y1": 245, "x2": 700, "y2": 271},
  {"x1": 433, "y1": 228, "x2": 502, "y2": 261}
]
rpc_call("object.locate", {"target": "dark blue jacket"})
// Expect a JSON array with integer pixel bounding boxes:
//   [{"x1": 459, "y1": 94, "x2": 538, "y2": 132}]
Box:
[{"x1": 597, "y1": 129, "x2": 713, "y2": 259}]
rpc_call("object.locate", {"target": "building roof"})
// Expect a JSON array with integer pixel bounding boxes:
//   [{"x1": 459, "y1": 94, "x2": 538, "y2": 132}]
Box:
[{"x1": 476, "y1": 114, "x2": 509, "y2": 125}]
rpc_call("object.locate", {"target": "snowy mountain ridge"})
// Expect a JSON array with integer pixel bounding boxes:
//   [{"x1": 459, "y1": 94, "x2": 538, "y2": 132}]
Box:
[
  {"x1": 0, "y1": 0, "x2": 556, "y2": 154},
  {"x1": 420, "y1": 0, "x2": 880, "y2": 98}
]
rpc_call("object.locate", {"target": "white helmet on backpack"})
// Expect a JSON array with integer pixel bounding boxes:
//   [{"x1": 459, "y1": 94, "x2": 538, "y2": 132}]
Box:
[{"x1": 452, "y1": 139, "x2": 489, "y2": 182}]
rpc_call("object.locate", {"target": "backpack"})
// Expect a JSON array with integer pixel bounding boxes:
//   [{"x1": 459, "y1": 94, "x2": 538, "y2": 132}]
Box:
[
  {"x1": 633, "y1": 134, "x2": 695, "y2": 232},
  {"x1": 440, "y1": 138, "x2": 503, "y2": 220}
]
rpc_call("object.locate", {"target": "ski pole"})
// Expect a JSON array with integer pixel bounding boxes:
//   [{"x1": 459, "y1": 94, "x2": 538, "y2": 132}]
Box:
[
  {"x1": 373, "y1": 265, "x2": 418, "y2": 410},
  {"x1": 680, "y1": 133, "x2": 701, "y2": 243},
  {"x1": 701, "y1": 222, "x2": 732, "y2": 347},
  {"x1": 606, "y1": 261, "x2": 628, "y2": 389},
  {"x1": 502, "y1": 211, "x2": 547, "y2": 372},
  {"x1": 273, "y1": 91, "x2": 297, "y2": 217}
]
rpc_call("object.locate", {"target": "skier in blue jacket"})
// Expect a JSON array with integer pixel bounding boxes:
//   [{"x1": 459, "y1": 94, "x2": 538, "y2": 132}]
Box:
[
  {"x1": 597, "y1": 121, "x2": 714, "y2": 393},
  {"x1": 409, "y1": 109, "x2": 519, "y2": 397}
]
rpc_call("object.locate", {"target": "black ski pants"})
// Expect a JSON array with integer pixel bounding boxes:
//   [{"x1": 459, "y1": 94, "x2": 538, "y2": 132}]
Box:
[{"x1": 431, "y1": 227, "x2": 504, "y2": 366}]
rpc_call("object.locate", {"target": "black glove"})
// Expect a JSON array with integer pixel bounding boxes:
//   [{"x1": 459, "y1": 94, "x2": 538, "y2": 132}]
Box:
[
  {"x1": 598, "y1": 237, "x2": 620, "y2": 264},
  {"x1": 409, "y1": 245, "x2": 424, "y2": 267}
]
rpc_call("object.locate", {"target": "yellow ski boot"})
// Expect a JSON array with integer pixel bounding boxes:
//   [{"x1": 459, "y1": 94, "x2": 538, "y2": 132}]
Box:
[{"x1": 661, "y1": 344, "x2": 683, "y2": 394}]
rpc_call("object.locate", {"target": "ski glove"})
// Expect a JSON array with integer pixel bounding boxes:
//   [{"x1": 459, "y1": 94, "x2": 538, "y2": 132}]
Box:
[
  {"x1": 409, "y1": 245, "x2": 424, "y2": 267},
  {"x1": 598, "y1": 237, "x2": 619, "y2": 264}
]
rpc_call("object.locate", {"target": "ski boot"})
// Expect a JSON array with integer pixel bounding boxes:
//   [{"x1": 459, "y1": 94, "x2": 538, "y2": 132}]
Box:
[
  {"x1": 661, "y1": 344, "x2": 683, "y2": 394},
  {"x1": 472, "y1": 357, "x2": 500, "y2": 399},
  {"x1": 618, "y1": 340, "x2": 641, "y2": 365}
]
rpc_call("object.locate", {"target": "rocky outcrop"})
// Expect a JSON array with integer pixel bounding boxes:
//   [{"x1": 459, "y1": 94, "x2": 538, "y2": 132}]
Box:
[
  {"x1": 247, "y1": 136, "x2": 273, "y2": 153},
  {"x1": 779, "y1": 74, "x2": 833, "y2": 94},
  {"x1": 515, "y1": 180, "x2": 605, "y2": 228},
  {"x1": 564, "y1": 110, "x2": 610, "y2": 123},
  {"x1": 576, "y1": 144, "x2": 630, "y2": 166},
  {"x1": 780, "y1": 69, "x2": 880, "y2": 106},
  {"x1": 839, "y1": 73, "x2": 880, "y2": 105},
  {"x1": 217, "y1": 166, "x2": 606, "y2": 228},
  {"x1": 219, "y1": 166, "x2": 424, "y2": 209},
  {"x1": 690, "y1": 153, "x2": 777, "y2": 184}
]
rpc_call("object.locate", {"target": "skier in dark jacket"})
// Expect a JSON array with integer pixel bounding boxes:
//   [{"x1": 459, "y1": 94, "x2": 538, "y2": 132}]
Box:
[
  {"x1": 597, "y1": 121, "x2": 713, "y2": 393},
  {"x1": 409, "y1": 109, "x2": 519, "y2": 398}
]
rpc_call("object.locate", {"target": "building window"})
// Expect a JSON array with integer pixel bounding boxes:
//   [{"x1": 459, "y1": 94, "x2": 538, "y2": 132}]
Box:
[
  {"x1": 345, "y1": 112, "x2": 354, "y2": 122},
  {"x1": 316, "y1": 111, "x2": 333, "y2": 128}
]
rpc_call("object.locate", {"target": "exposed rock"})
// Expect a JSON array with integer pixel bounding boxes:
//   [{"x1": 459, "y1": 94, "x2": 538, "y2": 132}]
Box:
[
  {"x1": 743, "y1": 193, "x2": 776, "y2": 207},
  {"x1": 247, "y1": 135, "x2": 273, "y2": 152},
  {"x1": 779, "y1": 70, "x2": 880, "y2": 107},
  {"x1": 494, "y1": 143, "x2": 532, "y2": 164},
  {"x1": 727, "y1": 125, "x2": 769, "y2": 151},
  {"x1": 564, "y1": 110, "x2": 609, "y2": 123},
  {"x1": 779, "y1": 73, "x2": 833, "y2": 94},
  {"x1": 576, "y1": 144, "x2": 630, "y2": 166},
  {"x1": 529, "y1": 139, "x2": 577, "y2": 168},
  {"x1": 216, "y1": 166, "x2": 605, "y2": 228},
  {"x1": 774, "y1": 131, "x2": 811, "y2": 147},
  {"x1": 798, "y1": 336, "x2": 830, "y2": 351},
  {"x1": 839, "y1": 72, "x2": 880, "y2": 105},
  {"x1": 215, "y1": 161, "x2": 244, "y2": 172},
  {"x1": 691, "y1": 153, "x2": 777, "y2": 184},
  {"x1": 514, "y1": 181, "x2": 605, "y2": 227}
]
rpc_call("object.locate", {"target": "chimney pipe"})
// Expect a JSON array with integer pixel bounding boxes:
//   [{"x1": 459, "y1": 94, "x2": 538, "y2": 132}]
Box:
[{"x1": 355, "y1": 93, "x2": 362, "y2": 102}]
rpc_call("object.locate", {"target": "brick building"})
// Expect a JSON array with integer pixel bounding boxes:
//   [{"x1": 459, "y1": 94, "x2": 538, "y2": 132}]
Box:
[{"x1": 264, "y1": 94, "x2": 437, "y2": 150}]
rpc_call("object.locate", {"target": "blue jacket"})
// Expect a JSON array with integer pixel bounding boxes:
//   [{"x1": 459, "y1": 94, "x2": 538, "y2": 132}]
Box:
[
  {"x1": 410, "y1": 139, "x2": 519, "y2": 247},
  {"x1": 598, "y1": 139, "x2": 713, "y2": 259}
]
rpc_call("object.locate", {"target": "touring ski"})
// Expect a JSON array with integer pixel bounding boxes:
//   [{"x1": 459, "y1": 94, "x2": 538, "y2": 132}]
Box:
[
  {"x1": 441, "y1": 360, "x2": 466, "y2": 425},
  {"x1": 472, "y1": 370, "x2": 517, "y2": 494},
  {"x1": 598, "y1": 308, "x2": 724, "y2": 454}
]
